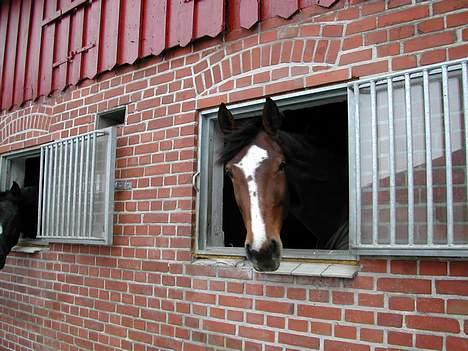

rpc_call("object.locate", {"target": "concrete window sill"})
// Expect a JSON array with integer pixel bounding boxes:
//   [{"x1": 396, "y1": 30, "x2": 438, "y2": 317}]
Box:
[
  {"x1": 193, "y1": 259, "x2": 359, "y2": 279},
  {"x1": 11, "y1": 239, "x2": 49, "y2": 254}
]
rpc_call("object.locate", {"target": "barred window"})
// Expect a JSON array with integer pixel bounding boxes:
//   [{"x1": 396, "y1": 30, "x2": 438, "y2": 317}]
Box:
[
  {"x1": 37, "y1": 127, "x2": 117, "y2": 245},
  {"x1": 0, "y1": 127, "x2": 116, "y2": 246},
  {"x1": 349, "y1": 59, "x2": 468, "y2": 256},
  {"x1": 197, "y1": 59, "x2": 468, "y2": 261}
]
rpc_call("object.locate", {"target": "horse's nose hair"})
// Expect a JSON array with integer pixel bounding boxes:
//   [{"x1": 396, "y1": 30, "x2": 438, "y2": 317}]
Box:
[{"x1": 245, "y1": 239, "x2": 281, "y2": 271}]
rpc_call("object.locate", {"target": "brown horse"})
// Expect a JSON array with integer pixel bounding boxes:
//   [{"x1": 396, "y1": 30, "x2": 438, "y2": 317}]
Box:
[{"x1": 218, "y1": 98, "x2": 348, "y2": 271}]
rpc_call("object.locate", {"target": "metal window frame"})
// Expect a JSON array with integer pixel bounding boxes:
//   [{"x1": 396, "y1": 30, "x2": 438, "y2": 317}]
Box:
[
  {"x1": 36, "y1": 126, "x2": 116, "y2": 245},
  {"x1": 349, "y1": 58, "x2": 468, "y2": 257},
  {"x1": 196, "y1": 85, "x2": 356, "y2": 261}
]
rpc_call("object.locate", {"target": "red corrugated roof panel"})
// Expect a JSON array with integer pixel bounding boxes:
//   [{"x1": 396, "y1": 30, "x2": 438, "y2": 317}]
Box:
[{"x1": 0, "y1": 0, "x2": 339, "y2": 111}]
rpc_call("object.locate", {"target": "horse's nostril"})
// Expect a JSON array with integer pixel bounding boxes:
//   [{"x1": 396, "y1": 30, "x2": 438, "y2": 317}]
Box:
[{"x1": 271, "y1": 240, "x2": 277, "y2": 251}]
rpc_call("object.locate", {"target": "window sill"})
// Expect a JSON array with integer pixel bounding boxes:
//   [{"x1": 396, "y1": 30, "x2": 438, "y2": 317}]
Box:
[
  {"x1": 192, "y1": 259, "x2": 359, "y2": 279},
  {"x1": 12, "y1": 239, "x2": 48, "y2": 254},
  {"x1": 266, "y1": 261, "x2": 359, "y2": 278}
]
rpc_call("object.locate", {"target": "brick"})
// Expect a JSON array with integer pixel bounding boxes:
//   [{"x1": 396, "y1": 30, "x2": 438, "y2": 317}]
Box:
[
  {"x1": 446, "y1": 336, "x2": 468, "y2": 351},
  {"x1": 335, "y1": 325, "x2": 356, "y2": 339},
  {"x1": 420, "y1": 261, "x2": 447, "y2": 275},
  {"x1": 360, "y1": 328, "x2": 383, "y2": 343},
  {"x1": 360, "y1": 259, "x2": 387, "y2": 273},
  {"x1": 256, "y1": 300, "x2": 294, "y2": 314},
  {"x1": 219, "y1": 296, "x2": 252, "y2": 309},
  {"x1": 388, "y1": 331, "x2": 413, "y2": 347},
  {"x1": 203, "y1": 320, "x2": 236, "y2": 335},
  {"x1": 345, "y1": 310, "x2": 374, "y2": 325},
  {"x1": 298, "y1": 305, "x2": 341, "y2": 320},
  {"x1": 239, "y1": 326, "x2": 275, "y2": 342},
  {"x1": 305, "y1": 68, "x2": 351, "y2": 88},
  {"x1": 358, "y1": 293, "x2": 384, "y2": 308},
  {"x1": 324, "y1": 340, "x2": 370, "y2": 351},
  {"x1": 352, "y1": 60, "x2": 388, "y2": 78},
  {"x1": 377, "y1": 312, "x2": 402, "y2": 327},
  {"x1": 404, "y1": 32, "x2": 456, "y2": 53},
  {"x1": 450, "y1": 261, "x2": 468, "y2": 276},
  {"x1": 278, "y1": 332, "x2": 320, "y2": 349},
  {"x1": 416, "y1": 334, "x2": 443, "y2": 351},
  {"x1": 288, "y1": 318, "x2": 308, "y2": 332},
  {"x1": 339, "y1": 49, "x2": 372, "y2": 65},
  {"x1": 406, "y1": 315, "x2": 460, "y2": 333},
  {"x1": 447, "y1": 299, "x2": 468, "y2": 315},
  {"x1": 346, "y1": 17, "x2": 376, "y2": 35},
  {"x1": 436, "y1": 280, "x2": 468, "y2": 296},
  {"x1": 378, "y1": 278, "x2": 431, "y2": 294},
  {"x1": 433, "y1": 0, "x2": 468, "y2": 14},
  {"x1": 392, "y1": 55, "x2": 417, "y2": 70},
  {"x1": 416, "y1": 298, "x2": 445, "y2": 313},
  {"x1": 420, "y1": 49, "x2": 447, "y2": 65},
  {"x1": 332, "y1": 291, "x2": 354, "y2": 305},
  {"x1": 378, "y1": 6, "x2": 429, "y2": 27},
  {"x1": 390, "y1": 260, "x2": 417, "y2": 274},
  {"x1": 448, "y1": 43, "x2": 468, "y2": 60}
]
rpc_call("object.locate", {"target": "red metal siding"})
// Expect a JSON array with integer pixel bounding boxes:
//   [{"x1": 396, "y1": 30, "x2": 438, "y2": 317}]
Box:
[{"x1": 0, "y1": 0, "x2": 340, "y2": 111}]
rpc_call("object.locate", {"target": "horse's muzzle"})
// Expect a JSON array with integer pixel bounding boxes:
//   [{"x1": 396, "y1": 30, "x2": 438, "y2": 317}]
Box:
[{"x1": 246, "y1": 239, "x2": 281, "y2": 272}]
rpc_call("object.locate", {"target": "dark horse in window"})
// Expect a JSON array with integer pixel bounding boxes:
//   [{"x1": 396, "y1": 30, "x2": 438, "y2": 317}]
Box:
[
  {"x1": 0, "y1": 182, "x2": 38, "y2": 269},
  {"x1": 218, "y1": 98, "x2": 348, "y2": 272}
]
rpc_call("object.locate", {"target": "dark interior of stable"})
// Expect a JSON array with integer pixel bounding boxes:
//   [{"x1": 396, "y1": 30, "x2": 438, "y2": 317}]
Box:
[{"x1": 222, "y1": 101, "x2": 349, "y2": 249}]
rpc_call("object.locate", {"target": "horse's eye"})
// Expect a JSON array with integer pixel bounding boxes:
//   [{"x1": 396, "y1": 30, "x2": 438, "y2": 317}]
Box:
[{"x1": 278, "y1": 161, "x2": 286, "y2": 171}]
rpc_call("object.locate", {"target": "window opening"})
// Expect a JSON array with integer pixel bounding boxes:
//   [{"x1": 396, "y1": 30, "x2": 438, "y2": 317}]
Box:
[
  {"x1": 222, "y1": 102, "x2": 349, "y2": 251},
  {"x1": 0, "y1": 151, "x2": 41, "y2": 240},
  {"x1": 97, "y1": 106, "x2": 126, "y2": 129},
  {"x1": 197, "y1": 87, "x2": 353, "y2": 261}
]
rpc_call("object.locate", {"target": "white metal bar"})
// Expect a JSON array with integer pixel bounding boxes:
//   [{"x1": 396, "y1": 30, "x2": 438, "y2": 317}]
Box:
[
  {"x1": 61, "y1": 141, "x2": 68, "y2": 237},
  {"x1": 370, "y1": 80, "x2": 379, "y2": 245},
  {"x1": 88, "y1": 132, "x2": 96, "y2": 238},
  {"x1": 66, "y1": 139, "x2": 74, "y2": 237},
  {"x1": 77, "y1": 135, "x2": 85, "y2": 237},
  {"x1": 353, "y1": 83, "x2": 362, "y2": 246},
  {"x1": 83, "y1": 134, "x2": 91, "y2": 237},
  {"x1": 71, "y1": 138, "x2": 79, "y2": 238},
  {"x1": 423, "y1": 70, "x2": 434, "y2": 245},
  {"x1": 38, "y1": 147, "x2": 45, "y2": 238},
  {"x1": 405, "y1": 73, "x2": 414, "y2": 245},
  {"x1": 51, "y1": 144, "x2": 58, "y2": 236},
  {"x1": 442, "y1": 65, "x2": 454, "y2": 245},
  {"x1": 387, "y1": 78, "x2": 396, "y2": 245},
  {"x1": 462, "y1": 62, "x2": 468, "y2": 217}
]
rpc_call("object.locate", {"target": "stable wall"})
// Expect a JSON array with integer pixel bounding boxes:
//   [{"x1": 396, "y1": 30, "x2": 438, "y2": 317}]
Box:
[{"x1": 1, "y1": 1, "x2": 468, "y2": 350}]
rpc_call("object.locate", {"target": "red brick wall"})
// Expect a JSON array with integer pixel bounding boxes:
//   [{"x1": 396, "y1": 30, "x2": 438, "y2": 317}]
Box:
[{"x1": 1, "y1": 1, "x2": 467, "y2": 350}]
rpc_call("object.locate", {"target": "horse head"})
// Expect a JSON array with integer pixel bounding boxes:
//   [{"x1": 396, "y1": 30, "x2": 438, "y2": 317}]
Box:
[
  {"x1": 218, "y1": 98, "x2": 288, "y2": 272},
  {"x1": 0, "y1": 182, "x2": 22, "y2": 269}
]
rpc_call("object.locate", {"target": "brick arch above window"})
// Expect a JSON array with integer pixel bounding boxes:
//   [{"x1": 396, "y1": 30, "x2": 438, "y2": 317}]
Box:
[
  {"x1": 0, "y1": 108, "x2": 52, "y2": 146},
  {"x1": 194, "y1": 38, "x2": 352, "y2": 109}
]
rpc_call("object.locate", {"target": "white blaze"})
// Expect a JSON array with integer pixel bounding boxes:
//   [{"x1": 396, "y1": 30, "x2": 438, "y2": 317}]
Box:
[
  {"x1": 0, "y1": 224, "x2": 2, "y2": 235},
  {"x1": 235, "y1": 145, "x2": 269, "y2": 251}
]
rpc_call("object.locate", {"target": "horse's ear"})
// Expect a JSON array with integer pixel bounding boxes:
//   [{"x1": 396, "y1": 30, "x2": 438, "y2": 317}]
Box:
[
  {"x1": 217, "y1": 103, "x2": 235, "y2": 134},
  {"x1": 262, "y1": 97, "x2": 283, "y2": 136},
  {"x1": 10, "y1": 182, "x2": 21, "y2": 196}
]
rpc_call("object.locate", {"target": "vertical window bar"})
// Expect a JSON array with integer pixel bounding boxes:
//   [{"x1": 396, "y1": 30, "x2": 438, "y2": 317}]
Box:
[
  {"x1": 442, "y1": 65, "x2": 454, "y2": 245},
  {"x1": 83, "y1": 134, "x2": 91, "y2": 237},
  {"x1": 56, "y1": 142, "x2": 64, "y2": 236},
  {"x1": 38, "y1": 147, "x2": 45, "y2": 238},
  {"x1": 423, "y1": 70, "x2": 434, "y2": 245},
  {"x1": 66, "y1": 139, "x2": 74, "y2": 237},
  {"x1": 353, "y1": 83, "x2": 362, "y2": 246},
  {"x1": 370, "y1": 80, "x2": 378, "y2": 245},
  {"x1": 51, "y1": 143, "x2": 58, "y2": 236},
  {"x1": 46, "y1": 145, "x2": 53, "y2": 237},
  {"x1": 405, "y1": 73, "x2": 414, "y2": 245},
  {"x1": 77, "y1": 135, "x2": 85, "y2": 238},
  {"x1": 387, "y1": 78, "x2": 396, "y2": 245},
  {"x1": 61, "y1": 141, "x2": 68, "y2": 237},
  {"x1": 88, "y1": 132, "x2": 96, "y2": 238},
  {"x1": 462, "y1": 61, "x2": 468, "y2": 213},
  {"x1": 72, "y1": 137, "x2": 79, "y2": 238}
]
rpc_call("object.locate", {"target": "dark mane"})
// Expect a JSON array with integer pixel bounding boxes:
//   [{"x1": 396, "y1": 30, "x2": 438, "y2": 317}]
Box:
[{"x1": 218, "y1": 118, "x2": 262, "y2": 164}]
